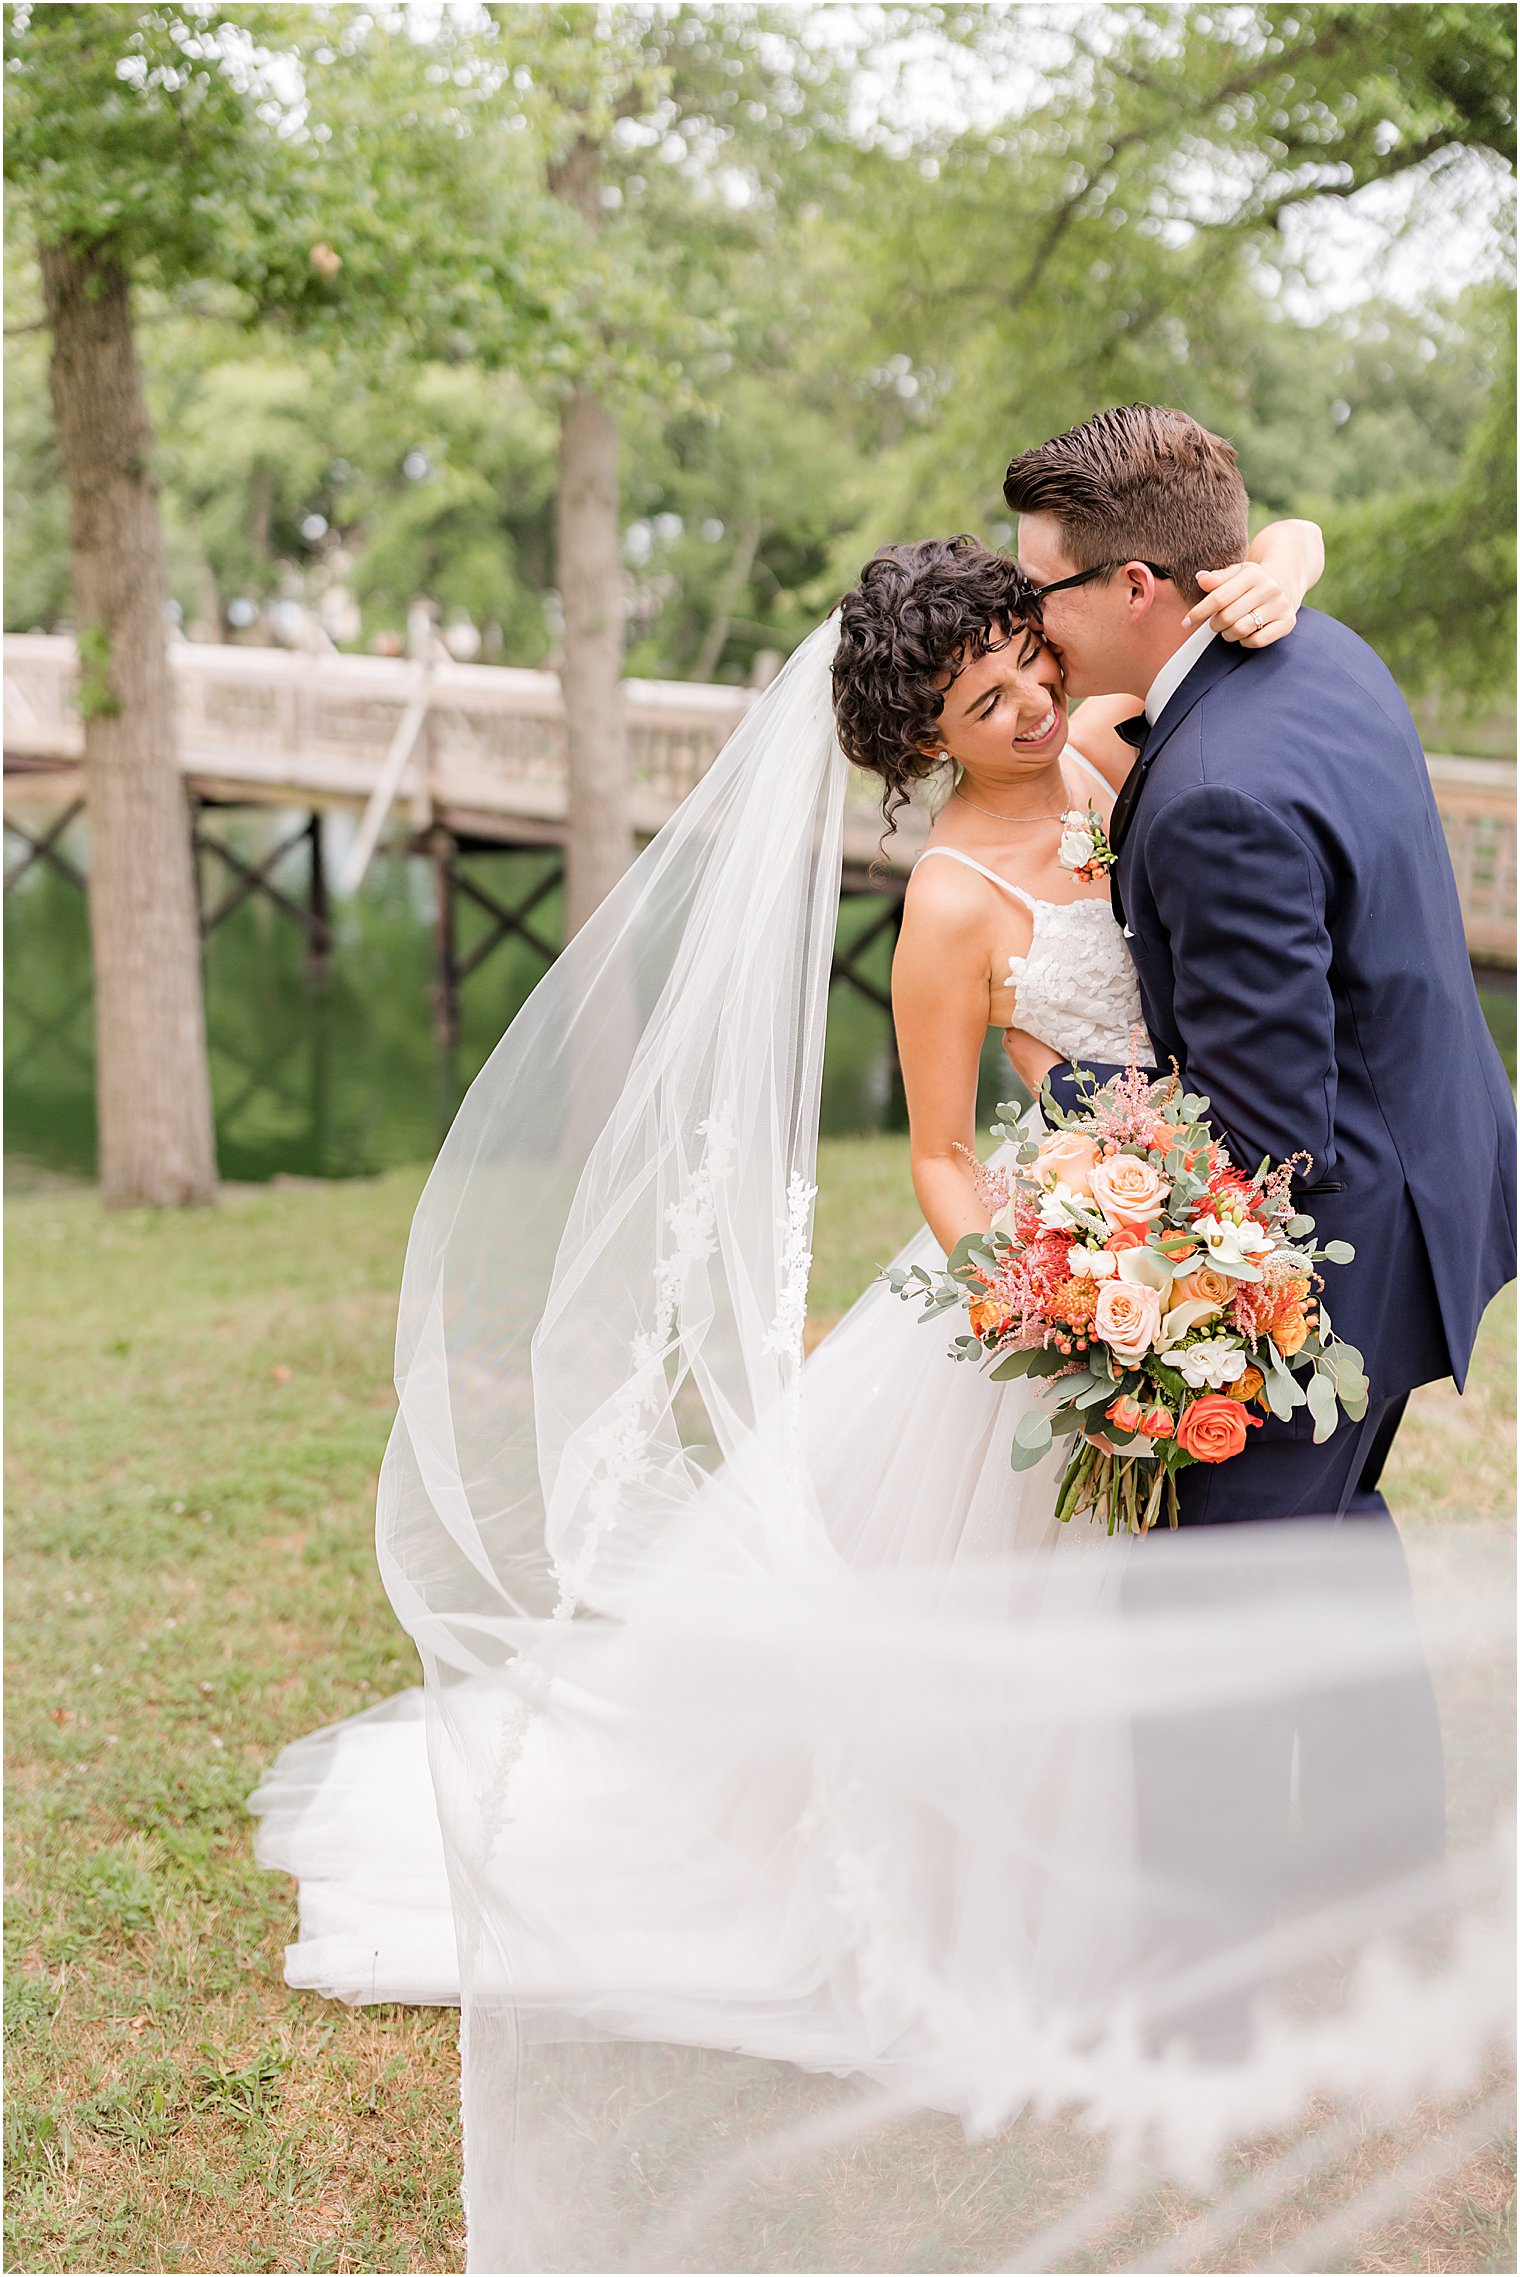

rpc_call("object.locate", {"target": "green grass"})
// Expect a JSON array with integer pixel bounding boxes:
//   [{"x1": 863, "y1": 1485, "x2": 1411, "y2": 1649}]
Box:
[{"x1": 5, "y1": 1149, "x2": 1514, "y2": 2273}]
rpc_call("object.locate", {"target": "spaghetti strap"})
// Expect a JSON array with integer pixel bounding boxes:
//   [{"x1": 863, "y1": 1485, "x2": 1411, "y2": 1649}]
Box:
[
  {"x1": 912, "y1": 845, "x2": 1038, "y2": 910},
  {"x1": 1063, "y1": 744, "x2": 1112, "y2": 798}
]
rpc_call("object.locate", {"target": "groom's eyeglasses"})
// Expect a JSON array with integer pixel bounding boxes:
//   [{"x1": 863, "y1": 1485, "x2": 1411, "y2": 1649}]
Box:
[{"x1": 1016, "y1": 561, "x2": 1175, "y2": 622}]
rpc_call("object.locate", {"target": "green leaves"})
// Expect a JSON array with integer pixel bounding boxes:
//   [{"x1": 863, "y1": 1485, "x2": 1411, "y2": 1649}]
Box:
[
  {"x1": 1262, "y1": 1352, "x2": 1309, "y2": 1421},
  {"x1": 1320, "y1": 1338, "x2": 1371, "y2": 1421},
  {"x1": 1322, "y1": 1240, "x2": 1357, "y2": 1266},
  {"x1": 1306, "y1": 1369, "x2": 1341, "y2": 1444},
  {"x1": 1008, "y1": 1407, "x2": 1053, "y2": 1472}
]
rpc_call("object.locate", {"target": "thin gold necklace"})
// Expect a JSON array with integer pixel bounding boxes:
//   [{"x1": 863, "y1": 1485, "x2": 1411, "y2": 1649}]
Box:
[{"x1": 951, "y1": 787, "x2": 1065, "y2": 823}]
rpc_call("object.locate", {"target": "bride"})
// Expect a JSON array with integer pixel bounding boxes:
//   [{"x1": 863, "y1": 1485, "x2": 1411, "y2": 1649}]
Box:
[{"x1": 252, "y1": 520, "x2": 1510, "y2": 2273}]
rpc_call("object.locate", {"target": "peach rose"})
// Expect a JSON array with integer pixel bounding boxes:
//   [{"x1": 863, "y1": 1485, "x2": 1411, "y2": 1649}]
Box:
[
  {"x1": 1088, "y1": 1153, "x2": 1168, "y2": 1230},
  {"x1": 1137, "y1": 1403, "x2": 1176, "y2": 1440},
  {"x1": 1030, "y1": 1131, "x2": 1102, "y2": 1199},
  {"x1": 969, "y1": 1293, "x2": 1013, "y2": 1341},
  {"x1": 1271, "y1": 1306, "x2": 1310, "y2": 1357},
  {"x1": 1176, "y1": 1395, "x2": 1260, "y2": 1464},
  {"x1": 1094, "y1": 1276, "x2": 1164, "y2": 1362},
  {"x1": 1168, "y1": 1262, "x2": 1235, "y2": 1313}
]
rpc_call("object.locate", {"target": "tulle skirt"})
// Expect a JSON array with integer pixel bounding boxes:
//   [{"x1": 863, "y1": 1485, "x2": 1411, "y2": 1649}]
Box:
[{"x1": 252, "y1": 1220, "x2": 1514, "y2": 2271}]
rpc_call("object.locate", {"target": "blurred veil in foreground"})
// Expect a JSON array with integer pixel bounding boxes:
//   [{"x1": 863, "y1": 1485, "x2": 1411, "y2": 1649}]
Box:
[{"x1": 263, "y1": 624, "x2": 1513, "y2": 2271}]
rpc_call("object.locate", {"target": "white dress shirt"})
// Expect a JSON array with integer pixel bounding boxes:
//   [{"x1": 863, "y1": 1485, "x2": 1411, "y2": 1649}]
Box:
[{"x1": 1143, "y1": 619, "x2": 1219, "y2": 725}]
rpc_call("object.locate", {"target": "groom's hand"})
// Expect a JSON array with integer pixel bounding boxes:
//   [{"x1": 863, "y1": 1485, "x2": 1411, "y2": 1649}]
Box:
[{"x1": 1002, "y1": 1028, "x2": 1063, "y2": 1097}]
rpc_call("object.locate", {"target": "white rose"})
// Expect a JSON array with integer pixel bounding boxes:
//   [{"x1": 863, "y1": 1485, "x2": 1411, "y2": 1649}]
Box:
[
  {"x1": 1176, "y1": 1341, "x2": 1249, "y2": 1390},
  {"x1": 1193, "y1": 1212, "x2": 1274, "y2": 1281},
  {"x1": 1066, "y1": 1246, "x2": 1118, "y2": 1279},
  {"x1": 1059, "y1": 824, "x2": 1096, "y2": 871}
]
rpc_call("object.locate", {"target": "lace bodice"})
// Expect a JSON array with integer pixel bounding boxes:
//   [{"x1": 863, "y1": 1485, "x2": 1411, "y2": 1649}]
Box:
[
  {"x1": 1000, "y1": 895, "x2": 1147, "y2": 1064},
  {"x1": 914, "y1": 749, "x2": 1148, "y2": 1066}
]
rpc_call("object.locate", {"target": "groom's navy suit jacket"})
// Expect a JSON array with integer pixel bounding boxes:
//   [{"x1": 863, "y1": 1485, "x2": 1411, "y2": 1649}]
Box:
[{"x1": 1050, "y1": 608, "x2": 1515, "y2": 1407}]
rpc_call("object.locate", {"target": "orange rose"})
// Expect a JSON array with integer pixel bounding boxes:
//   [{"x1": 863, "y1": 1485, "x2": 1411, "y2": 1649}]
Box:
[
  {"x1": 1103, "y1": 1225, "x2": 1148, "y2": 1255},
  {"x1": 970, "y1": 1294, "x2": 1013, "y2": 1341},
  {"x1": 1137, "y1": 1403, "x2": 1176, "y2": 1440},
  {"x1": 1169, "y1": 1262, "x2": 1235, "y2": 1313},
  {"x1": 1106, "y1": 1393, "x2": 1146, "y2": 1433},
  {"x1": 1176, "y1": 1394, "x2": 1260, "y2": 1464},
  {"x1": 1271, "y1": 1307, "x2": 1309, "y2": 1357},
  {"x1": 1089, "y1": 1153, "x2": 1168, "y2": 1230},
  {"x1": 1030, "y1": 1131, "x2": 1103, "y2": 1198},
  {"x1": 1224, "y1": 1364, "x2": 1266, "y2": 1404}
]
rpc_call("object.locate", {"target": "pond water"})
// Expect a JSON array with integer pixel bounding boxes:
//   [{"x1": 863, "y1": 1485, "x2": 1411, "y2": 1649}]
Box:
[
  {"x1": 7, "y1": 812, "x2": 1512, "y2": 1188},
  {"x1": 3, "y1": 812, "x2": 1020, "y2": 1185}
]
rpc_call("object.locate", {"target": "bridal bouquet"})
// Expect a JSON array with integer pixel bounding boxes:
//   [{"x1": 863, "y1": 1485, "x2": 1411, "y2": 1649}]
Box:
[{"x1": 887, "y1": 1062, "x2": 1369, "y2": 1535}]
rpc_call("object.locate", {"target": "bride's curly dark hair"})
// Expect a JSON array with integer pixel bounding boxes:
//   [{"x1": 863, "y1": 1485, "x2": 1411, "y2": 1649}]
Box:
[{"x1": 831, "y1": 536, "x2": 1037, "y2": 843}]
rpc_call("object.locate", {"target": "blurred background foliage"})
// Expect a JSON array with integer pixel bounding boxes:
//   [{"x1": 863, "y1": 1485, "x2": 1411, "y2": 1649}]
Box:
[{"x1": 5, "y1": 0, "x2": 1514, "y2": 732}]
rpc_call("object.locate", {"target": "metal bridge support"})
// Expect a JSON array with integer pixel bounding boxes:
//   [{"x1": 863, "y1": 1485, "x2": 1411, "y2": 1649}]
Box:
[
  {"x1": 3, "y1": 799, "x2": 87, "y2": 896},
  {"x1": 829, "y1": 886, "x2": 906, "y2": 1080},
  {"x1": 427, "y1": 826, "x2": 564, "y2": 1051},
  {"x1": 193, "y1": 800, "x2": 333, "y2": 977}
]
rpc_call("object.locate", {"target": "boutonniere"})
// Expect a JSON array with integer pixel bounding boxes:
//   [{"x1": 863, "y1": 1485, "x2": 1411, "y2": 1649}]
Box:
[{"x1": 1058, "y1": 807, "x2": 1115, "y2": 884}]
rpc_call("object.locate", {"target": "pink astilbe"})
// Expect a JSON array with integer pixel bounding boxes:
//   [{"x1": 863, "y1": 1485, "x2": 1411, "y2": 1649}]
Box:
[
  {"x1": 1076, "y1": 1040, "x2": 1179, "y2": 1149},
  {"x1": 954, "y1": 1141, "x2": 1014, "y2": 1217},
  {"x1": 1258, "y1": 1151, "x2": 1311, "y2": 1226}
]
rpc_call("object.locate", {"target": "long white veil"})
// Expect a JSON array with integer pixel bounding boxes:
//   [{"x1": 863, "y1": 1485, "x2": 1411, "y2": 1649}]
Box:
[{"x1": 362, "y1": 620, "x2": 1512, "y2": 2272}]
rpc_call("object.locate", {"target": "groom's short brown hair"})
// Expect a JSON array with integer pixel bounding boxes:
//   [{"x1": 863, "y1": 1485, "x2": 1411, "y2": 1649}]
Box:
[{"x1": 1002, "y1": 406, "x2": 1248, "y2": 606}]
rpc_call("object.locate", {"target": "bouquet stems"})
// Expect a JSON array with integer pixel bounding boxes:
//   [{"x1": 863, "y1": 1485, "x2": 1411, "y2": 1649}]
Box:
[{"x1": 1056, "y1": 1442, "x2": 1182, "y2": 1537}]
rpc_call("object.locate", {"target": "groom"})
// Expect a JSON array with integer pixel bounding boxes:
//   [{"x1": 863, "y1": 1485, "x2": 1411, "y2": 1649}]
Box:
[
  {"x1": 1001, "y1": 403, "x2": 1516, "y2": 1530},
  {"x1": 1001, "y1": 405, "x2": 1516, "y2": 2049}
]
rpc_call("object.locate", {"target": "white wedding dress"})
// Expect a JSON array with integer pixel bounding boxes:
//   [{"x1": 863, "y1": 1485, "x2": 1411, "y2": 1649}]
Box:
[
  {"x1": 250, "y1": 634, "x2": 1510, "y2": 2273},
  {"x1": 250, "y1": 744, "x2": 1144, "y2": 2012}
]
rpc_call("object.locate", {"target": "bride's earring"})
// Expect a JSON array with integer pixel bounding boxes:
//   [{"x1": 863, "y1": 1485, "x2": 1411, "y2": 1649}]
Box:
[{"x1": 937, "y1": 750, "x2": 950, "y2": 764}]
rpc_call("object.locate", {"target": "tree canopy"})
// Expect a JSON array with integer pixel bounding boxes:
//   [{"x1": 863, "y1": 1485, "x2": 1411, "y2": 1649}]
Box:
[{"x1": 7, "y1": 1, "x2": 1515, "y2": 711}]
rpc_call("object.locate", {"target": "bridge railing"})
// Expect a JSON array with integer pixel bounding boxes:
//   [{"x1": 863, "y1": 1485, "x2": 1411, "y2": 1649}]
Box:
[{"x1": 4, "y1": 633, "x2": 1511, "y2": 949}]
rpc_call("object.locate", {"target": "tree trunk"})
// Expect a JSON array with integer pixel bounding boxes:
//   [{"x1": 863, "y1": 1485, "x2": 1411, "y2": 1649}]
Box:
[
  {"x1": 40, "y1": 238, "x2": 217, "y2": 1207},
  {"x1": 556, "y1": 382, "x2": 631, "y2": 939}
]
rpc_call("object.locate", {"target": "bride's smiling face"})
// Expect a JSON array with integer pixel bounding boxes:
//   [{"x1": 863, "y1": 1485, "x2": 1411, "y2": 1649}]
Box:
[{"x1": 935, "y1": 632, "x2": 1069, "y2": 780}]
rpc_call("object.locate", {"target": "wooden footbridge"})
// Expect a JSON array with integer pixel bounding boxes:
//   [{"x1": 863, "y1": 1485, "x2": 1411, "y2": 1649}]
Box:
[{"x1": 4, "y1": 633, "x2": 1514, "y2": 1043}]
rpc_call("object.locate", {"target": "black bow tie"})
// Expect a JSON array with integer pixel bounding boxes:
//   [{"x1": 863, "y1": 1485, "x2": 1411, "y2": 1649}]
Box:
[{"x1": 1106, "y1": 718, "x2": 1154, "y2": 876}]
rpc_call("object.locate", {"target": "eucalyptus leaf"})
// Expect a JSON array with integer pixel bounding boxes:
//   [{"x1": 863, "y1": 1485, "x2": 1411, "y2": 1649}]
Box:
[
  {"x1": 1323, "y1": 1239, "x2": 1356, "y2": 1265},
  {"x1": 1264, "y1": 1362, "x2": 1304, "y2": 1420},
  {"x1": 1305, "y1": 1370, "x2": 1340, "y2": 1444},
  {"x1": 1014, "y1": 1409, "x2": 1054, "y2": 1452},
  {"x1": 1077, "y1": 1376, "x2": 1119, "y2": 1408},
  {"x1": 1026, "y1": 1346, "x2": 1075, "y2": 1379},
  {"x1": 1009, "y1": 1435, "x2": 1053, "y2": 1473}
]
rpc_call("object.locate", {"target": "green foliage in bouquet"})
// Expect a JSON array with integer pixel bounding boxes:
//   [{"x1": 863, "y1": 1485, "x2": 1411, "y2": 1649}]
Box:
[{"x1": 887, "y1": 1062, "x2": 1369, "y2": 1535}]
